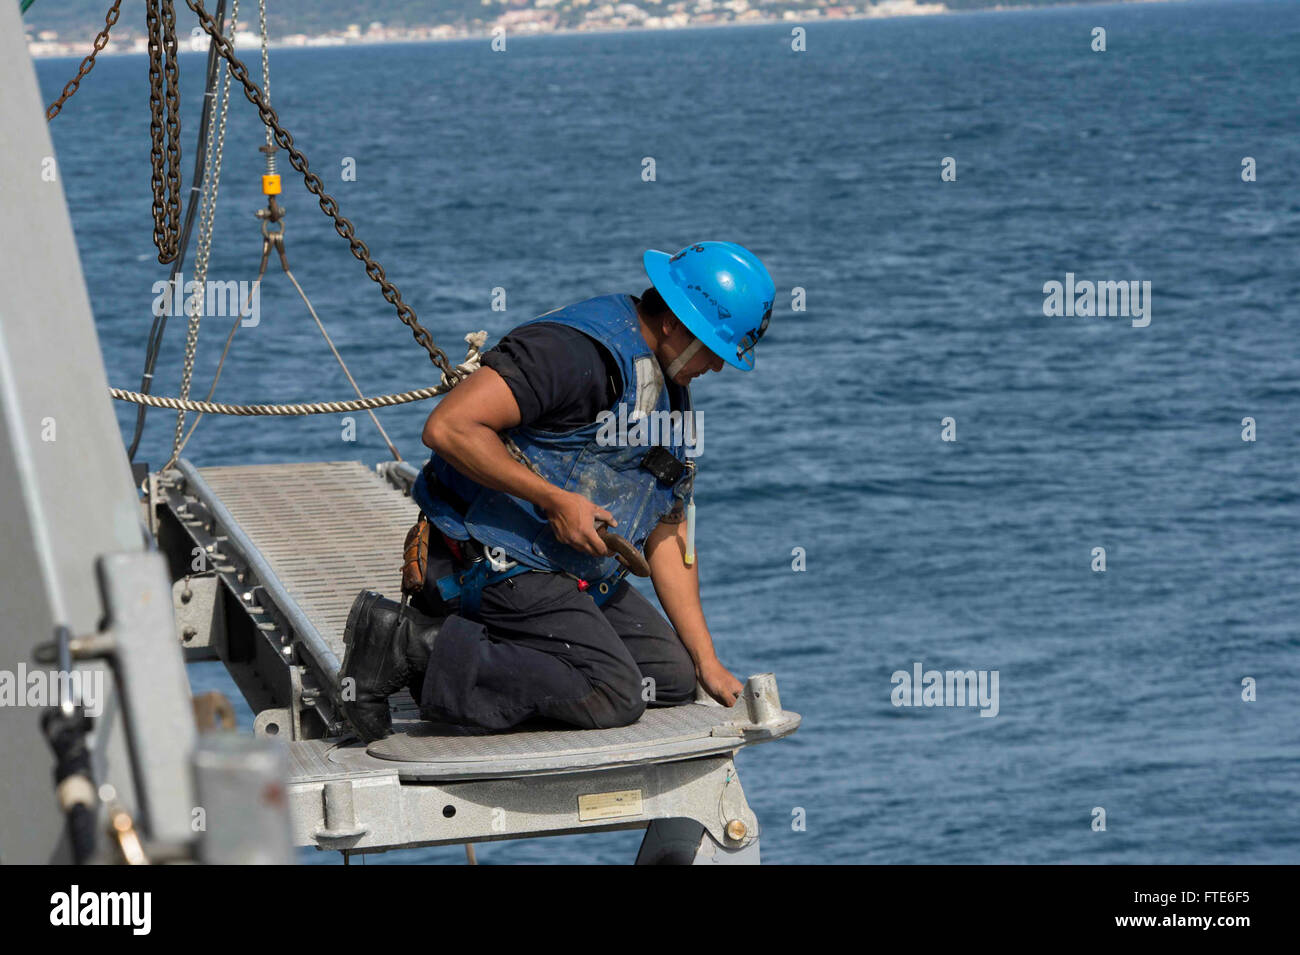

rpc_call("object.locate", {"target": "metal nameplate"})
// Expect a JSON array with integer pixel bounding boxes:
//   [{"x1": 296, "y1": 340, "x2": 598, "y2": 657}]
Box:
[{"x1": 577, "y1": 789, "x2": 644, "y2": 822}]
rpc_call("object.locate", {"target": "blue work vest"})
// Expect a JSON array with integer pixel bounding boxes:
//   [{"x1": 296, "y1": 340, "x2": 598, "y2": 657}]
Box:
[{"x1": 411, "y1": 293, "x2": 695, "y2": 588}]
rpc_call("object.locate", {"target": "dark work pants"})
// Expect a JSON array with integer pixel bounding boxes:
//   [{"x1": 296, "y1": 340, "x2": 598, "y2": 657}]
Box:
[{"x1": 410, "y1": 533, "x2": 697, "y2": 731}]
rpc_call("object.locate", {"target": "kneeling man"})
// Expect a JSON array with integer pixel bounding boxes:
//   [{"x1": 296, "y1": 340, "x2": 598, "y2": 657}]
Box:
[{"x1": 339, "y1": 241, "x2": 775, "y2": 741}]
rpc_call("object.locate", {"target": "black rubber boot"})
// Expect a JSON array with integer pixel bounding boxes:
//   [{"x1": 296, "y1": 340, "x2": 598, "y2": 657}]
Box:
[{"x1": 338, "y1": 590, "x2": 443, "y2": 743}]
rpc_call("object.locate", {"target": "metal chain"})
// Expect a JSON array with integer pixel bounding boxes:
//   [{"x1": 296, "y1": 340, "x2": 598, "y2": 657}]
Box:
[
  {"x1": 190, "y1": 0, "x2": 237, "y2": 300},
  {"x1": 162, "y1": 2, "x2": 183, "y2": 255},
  {"x1": 169, "y1": 1, "x2": 239, "y2": 464},
  {"x1": 183, "y1": 0, "x2": 464, "y2": 384},
  {"x1": 255, "y1": 0, "x2": 278, "y2": 183},
  {"x1": 170, "y1": 231, "x2": 268, "y2": 470},
  {"x1": 45, "y1": 0, "x2": 123, "y2": 121},
  {"x1": 258, "y1": 0, "x2": 273, "y2": 156},
  {"x1": 147, "y1": 1, "x2": 183, "y2": 264}
]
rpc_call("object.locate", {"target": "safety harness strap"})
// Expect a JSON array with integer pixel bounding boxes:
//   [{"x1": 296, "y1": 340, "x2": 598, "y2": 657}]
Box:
[
  {"x1": 665, "y1": 337, "x2": 704, "y2": 380},
  {"x1": 434, "y1": 561, "x2": 532, "y2": 620}
]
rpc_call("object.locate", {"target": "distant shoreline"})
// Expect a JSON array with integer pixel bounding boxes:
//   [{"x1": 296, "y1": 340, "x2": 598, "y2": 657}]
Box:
[{"x1": 23, "y1": 0, "x2": 1186, "y2": 61}]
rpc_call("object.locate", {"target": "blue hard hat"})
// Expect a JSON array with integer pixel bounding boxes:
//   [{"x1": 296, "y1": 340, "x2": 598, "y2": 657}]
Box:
[{"x1": 642, "y1": 241, "x2": 775, "y2": 371}]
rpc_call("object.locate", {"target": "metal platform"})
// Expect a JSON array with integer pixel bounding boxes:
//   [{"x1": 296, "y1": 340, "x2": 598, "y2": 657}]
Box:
[
  {"x1": 175, "y1": 459, "x2": 417, "y2": 674},
  {"x1": 151, "y1": 458, "x2": 800, "y2": 861},
  {"x1": 362, "y1": 700, "x2": 798, "y2": 780}
]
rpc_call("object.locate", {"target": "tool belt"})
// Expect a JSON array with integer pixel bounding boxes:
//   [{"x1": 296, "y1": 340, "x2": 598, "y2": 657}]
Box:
[{"x1": 400, "y1": 511, "x2": 531, "y2": 619}]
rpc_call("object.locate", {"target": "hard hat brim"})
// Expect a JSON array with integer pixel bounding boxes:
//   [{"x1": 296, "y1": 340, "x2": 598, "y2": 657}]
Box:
[{"x1": 642, "y1": 250, "x2": 756, "y2": 371}]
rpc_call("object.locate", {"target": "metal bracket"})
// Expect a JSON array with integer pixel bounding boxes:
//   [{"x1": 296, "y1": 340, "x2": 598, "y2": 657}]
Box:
[
  {"x1": 173, "y1": 572, "x2": 223, "y2": 661},
  {"x1": 254, "y1": 707, "x2": 293, "y2": 739}
]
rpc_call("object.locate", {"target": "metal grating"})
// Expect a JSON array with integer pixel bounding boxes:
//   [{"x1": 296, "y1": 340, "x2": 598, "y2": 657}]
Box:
[
  {"x1": 196, "y1": 461, "x2": 416, "y2": 669},
  {"x1": 370, "y1": 704, "x2": 739, "y2": 763}
]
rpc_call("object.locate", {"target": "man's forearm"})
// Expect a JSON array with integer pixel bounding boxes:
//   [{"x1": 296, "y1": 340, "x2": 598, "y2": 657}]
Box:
[
  {"x1": 421, "y1": 368, "x2": 612, "y2": 559},
  {"x1": 646, "y1": 520, "x2": 718, "y2": 667}
]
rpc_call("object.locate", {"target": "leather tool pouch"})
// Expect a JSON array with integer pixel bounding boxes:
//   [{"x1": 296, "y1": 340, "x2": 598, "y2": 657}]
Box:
[{"x1": 401, "y1": 513, "x2": 430, "y2": 596}]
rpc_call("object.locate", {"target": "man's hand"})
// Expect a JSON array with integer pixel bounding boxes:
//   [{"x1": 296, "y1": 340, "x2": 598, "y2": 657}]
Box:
[
  {"x1": 542, "y1": 489, "x2": 613, "y2": 558},
  {"x1": 697, "y1": 657, "x2": 744, "y2": 707}
]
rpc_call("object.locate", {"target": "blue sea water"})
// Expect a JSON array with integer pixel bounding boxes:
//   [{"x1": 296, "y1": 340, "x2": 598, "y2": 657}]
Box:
[{"x1": 40, "y1": 0, "x2": 1300, "y2": 864}]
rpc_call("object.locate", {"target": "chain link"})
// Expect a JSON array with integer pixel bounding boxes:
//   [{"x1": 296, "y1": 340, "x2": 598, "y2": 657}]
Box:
[
  {"x1": 147, "y1": 1, "x2": 183, "y2": 264},
  {"x1": 45, "y1": 1, "x2": 123, "y2": 121},
  {"x1": 169, "y1": 1, "x2": 240, "y2": 464},
  {"x1": 183, "y1": 0, "x2": 464, "y2": 383},
  {"x1": 162, "y1": 2, "x2": 183, "y2": 257},
  {"x1": 258, "y1": 0, "x2": 273, "y2": 155}
]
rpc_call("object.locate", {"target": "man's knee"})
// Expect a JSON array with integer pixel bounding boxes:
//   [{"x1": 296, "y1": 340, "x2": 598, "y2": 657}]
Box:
[
  {"x1": 644, "y1": 657, "x2": 697, "y2": 707},
  {"x1": 587, "y1": 664, "x2": 648, "y2": 728}
]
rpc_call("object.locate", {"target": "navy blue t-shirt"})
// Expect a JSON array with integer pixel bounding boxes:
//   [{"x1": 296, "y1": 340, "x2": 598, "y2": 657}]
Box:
[
  {"x1": 481, "y1": 320, "x2": 623, "y2": 433},
  {"x1": 482, "y1": 298, "x2": 689, "y2": 431},
  {"x1": 480, "y1": 300, "x2": 692, "y2": 521}
]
